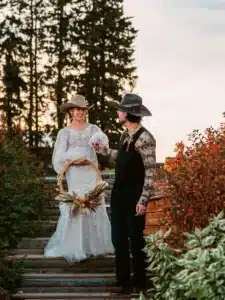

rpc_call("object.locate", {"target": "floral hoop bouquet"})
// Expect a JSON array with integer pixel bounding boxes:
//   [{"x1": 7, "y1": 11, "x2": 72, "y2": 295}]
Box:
[{"x1": 55, "y1": 158, "x2": 108, "y2": 216}]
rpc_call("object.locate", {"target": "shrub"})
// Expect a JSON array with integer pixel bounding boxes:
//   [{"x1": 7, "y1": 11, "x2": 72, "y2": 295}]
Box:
[
  {"x1": 143, "y1": 211, "x2": 225, "y2": 300},
  {"x1": 163, "y1": 124, "x2": 225, "y2": 245},
  {"x1": 0, "y1": 133, "x2": 51, "y2": 249},
  {"x1": 0, "y1": 122, "x2": 52, "y2": 296},
  {"x1": 0, "y1": 258, "x2": 23, "y2": 298}
]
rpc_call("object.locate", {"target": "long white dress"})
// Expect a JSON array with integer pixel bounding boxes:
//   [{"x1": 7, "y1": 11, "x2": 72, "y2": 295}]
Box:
[{"x1": 44, "y1": 124, "x2": 114, "y2": 262}]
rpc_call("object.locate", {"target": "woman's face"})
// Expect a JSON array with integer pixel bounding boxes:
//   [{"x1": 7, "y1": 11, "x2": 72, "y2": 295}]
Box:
[{"x1": 70, "y1": 107, "x2": 87, "y2": 122}]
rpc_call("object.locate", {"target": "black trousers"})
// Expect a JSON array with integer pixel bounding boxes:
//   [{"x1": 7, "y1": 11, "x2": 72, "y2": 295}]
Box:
[{"x1": 111, "y1": 205, "x2": 147, "y2": 289}]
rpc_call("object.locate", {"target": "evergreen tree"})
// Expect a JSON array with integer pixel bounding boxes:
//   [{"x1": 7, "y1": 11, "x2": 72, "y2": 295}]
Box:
[
  {"x1": 0, "y1": 0, "x2": 49, "y2": 145},
  {"x1": 41, "y1": 0, "x2": 81, "y2": 128},
  {"x1": 1, "y1": 54, "x2": 26, "y2": 129},
  {"x1": 0, "y1": 0, "x2": 137, "y2": 137},
  {"x1": 22, "y1": 0, "x2": 47, "y2": 146},
  {"x1": 76, "y1": 0, "x2": 137, "y2": 134},
  {"x1": 0, "y1": 1, "x2": 27, "y2": 129}
]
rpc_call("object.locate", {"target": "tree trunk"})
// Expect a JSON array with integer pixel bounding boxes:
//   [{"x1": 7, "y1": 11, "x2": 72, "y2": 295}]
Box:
[
  {"x1": 99, "y1": 24, "x2": 106, "y2": 131},
  {"x1": 28, "y1": 0, "x2": 34, "y2": 146},
  {"x1": 34, "y1": 0, "x2": 39, "y2": 147},
  {"x1": 6, "y1": 93, "x2": 12, "y2": 129},
  {"x1": 56, "y1": 0, "x2": 64, "y2": 128}
]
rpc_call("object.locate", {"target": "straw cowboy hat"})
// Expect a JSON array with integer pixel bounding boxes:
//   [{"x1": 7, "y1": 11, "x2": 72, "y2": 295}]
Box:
[
  {"x1": 60, "y1": 94, "x2": 94, "y2": 113},
  {"x1": 108, "y1": 93, "x2": 151, "y2": 117}
]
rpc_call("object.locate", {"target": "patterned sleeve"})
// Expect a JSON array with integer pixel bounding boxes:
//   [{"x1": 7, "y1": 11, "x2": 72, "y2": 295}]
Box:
[{"x1": 135, "y1": 131, "x2": 156, "y2": 207}]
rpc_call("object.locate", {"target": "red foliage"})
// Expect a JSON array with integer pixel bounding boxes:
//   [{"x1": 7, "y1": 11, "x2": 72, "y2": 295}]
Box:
[{"x1": 164, "y1": 124, "x2": 225, "y2": 240}]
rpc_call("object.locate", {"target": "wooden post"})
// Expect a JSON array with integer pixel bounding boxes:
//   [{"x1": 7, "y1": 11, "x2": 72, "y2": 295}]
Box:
[{"x1": 144, "y1": 193, "x2": 172, "y2": 236}]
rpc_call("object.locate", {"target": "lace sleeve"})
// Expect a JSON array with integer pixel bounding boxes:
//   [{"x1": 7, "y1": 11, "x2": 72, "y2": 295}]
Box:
[
  {"x1": 90, "y1": 124, "x2": 118, "y2": 159},
  {"x1": 52, "y1": 129, "x2": 69, "y2": 174},
  {"x1": 90, "y1": 124, "x2": 105, "y2": 136}
]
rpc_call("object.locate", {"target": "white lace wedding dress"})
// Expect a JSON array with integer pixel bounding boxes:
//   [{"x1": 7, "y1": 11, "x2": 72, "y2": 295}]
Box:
[{"x1": 44, "y1": 124, "x2": 114, "y2": 262}]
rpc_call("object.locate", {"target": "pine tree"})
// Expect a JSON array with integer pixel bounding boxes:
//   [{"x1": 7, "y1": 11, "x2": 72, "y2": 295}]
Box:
[
  {"x1": 0, "y1": 0, "x2": 50, "y2": 144},
  {"x1": 41, "y1": 0, "x2": 82, "y2": 128},
  {"x1": 0, "y1": 0, "x2": 27, "y2": 129},
  {"x1": 76, "y1": 0, "x2": 137, "y2": 134},
  {"x1": 0, "y1": 0, "x2": 137, "y2": 137},
  {"x1": 22, "y1": 0, "x2": 47, "y2": 146},
  {"x1": 2, "y1": 55, "x2": 27, "y2": 129}
]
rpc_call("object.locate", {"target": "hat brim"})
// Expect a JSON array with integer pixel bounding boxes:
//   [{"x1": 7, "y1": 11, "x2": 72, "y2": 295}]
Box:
[
  {"x1": 108, "y1": 100, "x2": 152, "y2": 117},
  {"x1": 60, "y1": 103, "x2": 94, "y2": 113}
]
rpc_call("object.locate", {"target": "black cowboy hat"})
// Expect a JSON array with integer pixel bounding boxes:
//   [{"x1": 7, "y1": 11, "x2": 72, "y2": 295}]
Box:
[{"x1": 108, "y1": 93, "x2": 151, "y2": 117}]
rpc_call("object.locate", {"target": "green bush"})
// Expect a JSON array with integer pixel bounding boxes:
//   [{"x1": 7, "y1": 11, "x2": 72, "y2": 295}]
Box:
[
  {"x1": 143, "y1": 211, "x2": 225, "y2": 300},
  {"x1": 0, "y1": 129, "x2": 52, "y2": 296},
  {"x1": 0, "y1": 134, "x2": 51, "y2": 249},
  {"x1": 0, "y1": 258, "x2": 23, "y2": 295}
]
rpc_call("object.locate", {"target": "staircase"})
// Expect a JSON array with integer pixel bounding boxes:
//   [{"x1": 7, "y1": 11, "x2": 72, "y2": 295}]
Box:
[{"x1": 8, "y1": 173, "x2": 136, "y2": 299}]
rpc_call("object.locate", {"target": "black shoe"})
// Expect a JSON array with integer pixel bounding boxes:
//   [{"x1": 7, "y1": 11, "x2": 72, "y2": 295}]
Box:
[
  {"x1": 132, "y1": 285, "x2": 148, "y2": 296},
  {"x1": 113, "y1": 279, "x2": 132, "y2": 295},
  {"x1": 111, "y1": 283, "x2": 132, "y2": 295},
  {"x1": 121, "y1": 286, "x2": 132, "y2": 295}
]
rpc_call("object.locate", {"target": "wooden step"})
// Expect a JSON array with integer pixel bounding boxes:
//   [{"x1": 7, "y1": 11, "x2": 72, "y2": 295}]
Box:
[
  {"x1": 16, "y1": 286, "x2": 122, "y2": 293},
  {"x1": 12, "y1": 292, "x2": 131, "y2": 299},
  {"x1": 21, "y1": 267, "x2": 115, "y2": 274},
  {"x1": 7, "y1": 255, "x2": 115, "y2": 268},
  {"x1": 17, "y1": 237, "x2": 114, "y2": 251},
  {"x1": 12, "y1": 249, "x2": 44, "y2": 255},
  {"x1": 17, "y1": 238, "x2": 49, "y2": 250},
  {"x1": 30, "y1": 222, "x2": 57, "y2": 237},
  {"x1": 21, "y1": 273, "x2": 117, "y2": 287},
  {"x1": 18, "y1": 206, "x2": 112, "y2": 236}
]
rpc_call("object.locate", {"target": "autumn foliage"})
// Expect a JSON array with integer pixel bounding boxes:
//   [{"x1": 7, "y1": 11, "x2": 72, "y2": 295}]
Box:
[{"x1": 163, "y1": 124, "x2": 225, "y2": 242}]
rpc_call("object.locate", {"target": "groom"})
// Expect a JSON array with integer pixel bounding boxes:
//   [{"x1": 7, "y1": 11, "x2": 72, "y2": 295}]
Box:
[{"x1": 98, "y1": 93, "x2": 156, "y2": 295}]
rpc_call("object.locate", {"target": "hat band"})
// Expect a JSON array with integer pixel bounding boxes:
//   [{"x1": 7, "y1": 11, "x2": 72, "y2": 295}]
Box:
[
  {"x1": 69, "y1": 102, "x2": 87, "y2": 107},
  {"x1": 121, "y1": 104, "x2": 141, "y2": 113}
]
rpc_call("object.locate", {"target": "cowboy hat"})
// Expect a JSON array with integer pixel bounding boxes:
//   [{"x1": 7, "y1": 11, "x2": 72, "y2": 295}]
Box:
[
  {"x1": 108, "y1": 93, "x2": 151, "y2": 117},
  {"x1": 60, "y1": 94, "x2": 94, "y2": 113}
]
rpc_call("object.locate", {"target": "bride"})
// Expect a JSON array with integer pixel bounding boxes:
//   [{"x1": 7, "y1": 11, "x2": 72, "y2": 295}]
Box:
[{"x1": 44, "y1": 94, "x2": 114, "y2": 261}]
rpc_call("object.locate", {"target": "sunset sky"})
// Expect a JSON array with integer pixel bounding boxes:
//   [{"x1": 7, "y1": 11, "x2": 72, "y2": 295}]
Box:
[{"x1": 123, "y1": 0, "x2": 225, "y2": 161}]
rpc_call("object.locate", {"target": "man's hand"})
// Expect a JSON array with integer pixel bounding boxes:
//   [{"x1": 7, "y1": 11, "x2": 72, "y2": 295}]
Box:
[
  {"x1": 92, "y1": 142, "x2": 109, "y2": 155},
  {"x1": 136, "y1": 203, "x2": 147, "y2": 216},
  {"x1": 92, "y1": 142, "x2": 101, "y2": 153},
  {"x1": 92, "y1": 142, "x2": 105, "y2": 153}
]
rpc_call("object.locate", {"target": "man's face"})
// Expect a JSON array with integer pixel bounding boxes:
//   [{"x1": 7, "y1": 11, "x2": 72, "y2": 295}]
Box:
[{"x1": 118, "y1": 111, "x2": 127, "y2": 122}]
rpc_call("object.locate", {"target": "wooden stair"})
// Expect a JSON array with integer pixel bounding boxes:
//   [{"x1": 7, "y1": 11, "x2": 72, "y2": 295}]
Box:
[{"x1": 9, "y1": 173, "x2": 138, "y2": 299}]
